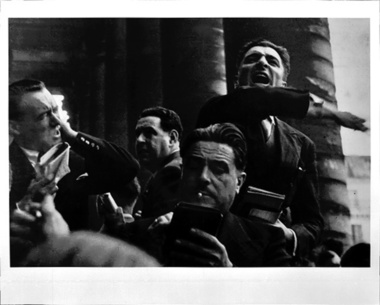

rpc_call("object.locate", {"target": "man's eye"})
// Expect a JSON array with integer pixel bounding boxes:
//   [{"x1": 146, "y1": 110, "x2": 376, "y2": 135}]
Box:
[
  {"x1": 243, "y1": 56, "x2": 259, "y2": 64},
  {"x1": 268, "y1": 59, "x2": 279, "y2": 66},
  {"x1": 145, "y1": 130, "x2": 154, "y2": 138},
  {"x1": 136, "y1": 128, "x2": 155, "y2": 138},
  {"x1": 37, "y1": 112, "x2": 49, "y2": 121},
  {"x1": 211, "y1": 164, "x2": 228, "y2": 175},
  {"x1": 214, "y1": 167, "x2": 225, "y2": 175}
]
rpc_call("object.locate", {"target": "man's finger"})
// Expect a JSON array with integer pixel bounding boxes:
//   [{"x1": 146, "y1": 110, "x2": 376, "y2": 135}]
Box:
[{"x1": 12, "y1": 209, "x2": 38, "y2": 223}]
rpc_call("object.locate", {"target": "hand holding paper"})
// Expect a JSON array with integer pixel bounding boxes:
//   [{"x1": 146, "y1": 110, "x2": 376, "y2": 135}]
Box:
[{"x1": 35, "y1": 142, "x2": 71, "y2": 184}]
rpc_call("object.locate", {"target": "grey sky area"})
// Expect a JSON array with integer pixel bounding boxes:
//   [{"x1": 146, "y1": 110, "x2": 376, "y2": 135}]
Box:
[{"x1": 329, "y1": 18, "x2": 371, "y2": 156}]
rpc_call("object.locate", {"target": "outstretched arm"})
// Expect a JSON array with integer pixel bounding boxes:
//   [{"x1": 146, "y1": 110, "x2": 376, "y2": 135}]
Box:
[
  {"x1": 197, "y1": 87, "x2": 368, "y2": 132},
  {"x1": 308, "y1": 93, "x2": 368, "y2": 131},
  {"x1": 196, "y1": 86, "x2": 310, "y2": 128}
]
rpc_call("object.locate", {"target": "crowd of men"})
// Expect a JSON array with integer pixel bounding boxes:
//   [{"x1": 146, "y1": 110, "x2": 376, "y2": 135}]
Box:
[{"x1": 9, "y1": 39, "x2": 369, "y2": 267}]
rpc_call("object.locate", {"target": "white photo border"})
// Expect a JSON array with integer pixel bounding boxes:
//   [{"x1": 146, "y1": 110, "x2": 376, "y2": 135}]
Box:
[{"x1": 1, "y1": 1, "x2": 379, "y2": 304}]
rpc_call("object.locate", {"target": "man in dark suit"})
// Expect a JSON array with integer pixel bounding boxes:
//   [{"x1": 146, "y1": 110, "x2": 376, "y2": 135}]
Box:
[
  {"x1": 9, "y1": 79, "x2": 140, "y2": 232},
  {"x1": 196, "y1": 39, "x2": 367, "y2": 261},
  {"x1": 163, "y1": 123, "x2": 290, "y2": 266},
  {"x1": 135, "y1": 106, "x2": 183, "y2": 218}
]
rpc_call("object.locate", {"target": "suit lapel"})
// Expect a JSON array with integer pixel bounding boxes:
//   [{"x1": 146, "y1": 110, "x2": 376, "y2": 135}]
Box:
[{"x1": 275, "y1": 119, "x2": 302, "y2": 173}]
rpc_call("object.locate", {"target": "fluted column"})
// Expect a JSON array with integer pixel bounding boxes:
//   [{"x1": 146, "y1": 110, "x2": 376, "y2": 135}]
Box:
[
  {"x1": 79, "y1": 19, "x2": 107, "y2": 138},
  {"x1": 103, "y1": 19, "x2": 129, "y2": 147},
  {"x1": 160, "y1": 18, "x2": 227, "y2": 136},
  {"x1": 123, "y1": 19, "x2": 164, "y2": 151}
]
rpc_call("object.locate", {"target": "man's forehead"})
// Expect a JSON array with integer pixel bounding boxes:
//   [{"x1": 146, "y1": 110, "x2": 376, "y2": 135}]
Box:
[
  {"x1": 20, "y1": 88, "x2": 56, "y2": 110},
  {"x1": 136, "y1": 116, "x2": 161, "y2": 129},
  {"x1": 244, "y1": 45, "x2": 282, "y2": 60},
  {"x1": 187, "y1": 141, "x2": 235, "y2": 162}
]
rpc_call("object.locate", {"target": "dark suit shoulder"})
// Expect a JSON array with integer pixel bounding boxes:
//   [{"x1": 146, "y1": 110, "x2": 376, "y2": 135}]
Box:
[{"x1": 67, "y1": 150, "x2": 86, "y2": 175}]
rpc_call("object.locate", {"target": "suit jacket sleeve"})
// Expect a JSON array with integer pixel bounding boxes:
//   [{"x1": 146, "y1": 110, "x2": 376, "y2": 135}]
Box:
[
  {"x1": 290, "y1": 138, "x2": 324, "y2": 258},
  {"x1": 68, "y1": 132, "x2": 140, "y2": 194},
  {"x1": 142, "y1": 163, "x2": 182, "y2": 218},
  {"x1": 196, "y1": 86, "x2": 310, "y2": 128}
]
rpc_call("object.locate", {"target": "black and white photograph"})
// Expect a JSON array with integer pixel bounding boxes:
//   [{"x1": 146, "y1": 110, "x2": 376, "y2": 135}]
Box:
[{"x1": 1, "y1": 1, "x2": 379, "y2": 304}]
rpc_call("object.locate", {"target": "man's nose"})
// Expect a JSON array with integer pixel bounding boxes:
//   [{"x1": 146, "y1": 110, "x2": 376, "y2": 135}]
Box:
[
  {"x1": 49, "y1": 111, "x2": 60, "y2": 127},
  {"x1": 199, "y1": 167, "x2": 211, "y2": 184},
  {"x1": 256, "y1": 56, "x2": 268, "y2": 67}
]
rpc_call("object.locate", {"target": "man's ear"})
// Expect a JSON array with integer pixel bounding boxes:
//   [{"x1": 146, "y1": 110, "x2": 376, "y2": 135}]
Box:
[
  {"x1": 9, "y1": 120, "x2": 21, "y2": 137},
  {"x1": 236, "y1": 172, "x2": 247, "y2": 194},
  {"x1": 169, "y1": 129, "x2": 179, "y2": 145}
]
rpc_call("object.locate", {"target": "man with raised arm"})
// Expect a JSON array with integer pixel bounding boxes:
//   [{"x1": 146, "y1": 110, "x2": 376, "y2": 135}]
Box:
[
  {"x1": 196, "y1": 39, "x2": 367, "y2": 263},
  {"x1": 9, "y1": 79, "x2": 139, "y2": 231}
]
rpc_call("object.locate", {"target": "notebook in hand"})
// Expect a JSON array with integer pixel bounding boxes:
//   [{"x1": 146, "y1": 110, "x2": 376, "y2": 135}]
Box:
[{"x1": 233, "y1": 186, "x2": 285, "y2": 224}]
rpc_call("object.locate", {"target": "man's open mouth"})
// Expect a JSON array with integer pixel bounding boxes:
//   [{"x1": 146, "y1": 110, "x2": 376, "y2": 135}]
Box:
[
  {"x1": 53, "y1": 126, "x2": 61, "y2": 138},
  {"x1": 252, "y1": 73, "x2": 270, "y2": 85}
]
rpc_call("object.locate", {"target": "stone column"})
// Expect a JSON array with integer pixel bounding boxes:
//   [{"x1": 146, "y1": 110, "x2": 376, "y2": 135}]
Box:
[
  {"x1": 79, "y1": 19, "x2": 107, "y2": 138},
  {"x1": 123, "y1": 18, "x2": 164, "y2": 151},
  {"x1": 104, "y1": 19, "x2": 129, "y2": 147},
  {"x1": 160, "y1": 18, "x2": 227, "y2": 136}
]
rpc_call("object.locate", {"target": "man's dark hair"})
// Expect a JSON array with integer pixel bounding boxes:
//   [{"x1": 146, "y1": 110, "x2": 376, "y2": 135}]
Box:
[
  {"x1": 112, "y1": 177, "x2": 141, "y2": 210},
  {"x1": 180, "y1": 123, "x2": 247, "y2": 171},
  {"x1": 236, "y1": 38, "x2": 291, "y2": 82},
  {"x1": 9, "y1": 79, "x2": 46, "y2": 120},
  {"x1": 340, "y1": 243, "x2": 370, "y2": 267},
  {"x1": 139, "y1": 106, "x2": 183, "y2": 140}
]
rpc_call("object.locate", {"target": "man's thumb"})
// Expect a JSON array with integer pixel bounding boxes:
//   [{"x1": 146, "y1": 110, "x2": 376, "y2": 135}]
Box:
[{"x1": 41, "y1": 194, "x2": 57, "y2": 215}]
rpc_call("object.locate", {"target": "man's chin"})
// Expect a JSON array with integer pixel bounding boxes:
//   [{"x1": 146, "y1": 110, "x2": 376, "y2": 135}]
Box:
[
  {"x1": 52, "y1": 135, "x2": 63, "y2": 146},
  {"x1": 138, "y1": 156, "x2": 150, "y2": 164},
  {"x1": 190, "y1": 194, "x2": 216, "y2": 206},
  {"x1": 138, "y1": 158, "x2": 155, "y2": 172},
  {"x1": 252, "y1": 82, "x2": 271, "y2": 88},
  {"x1": 240, "y1": 82, "x2": 271, "y2": 89}
]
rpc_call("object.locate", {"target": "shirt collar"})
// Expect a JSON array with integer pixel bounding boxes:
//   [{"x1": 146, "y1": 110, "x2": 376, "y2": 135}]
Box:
[
  {"x1": 19, "y1": 146, "x2": 39, "y2": 168},
  {"x1": 268, "y1": 116, "x2": 276, "y2": 125}
]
